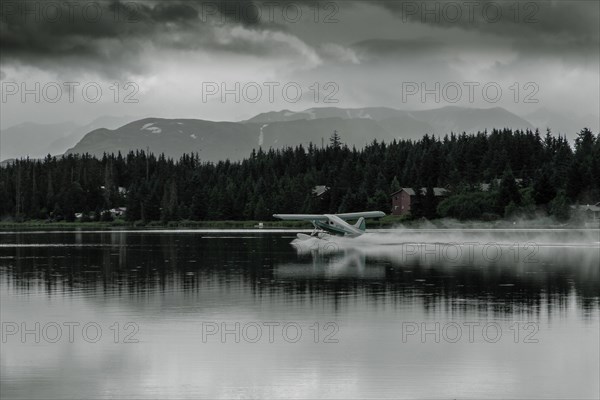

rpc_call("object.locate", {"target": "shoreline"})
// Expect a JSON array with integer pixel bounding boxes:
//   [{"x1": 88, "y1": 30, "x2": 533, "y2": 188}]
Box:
[{"x1": 0, "y1": 217, "x2": 595, "y2": 231}]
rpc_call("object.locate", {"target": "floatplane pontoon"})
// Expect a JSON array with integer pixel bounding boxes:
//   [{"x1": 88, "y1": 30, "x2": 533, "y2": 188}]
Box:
[{"x1": 273, "y1": 211, "x2": 385, "y2": 241}]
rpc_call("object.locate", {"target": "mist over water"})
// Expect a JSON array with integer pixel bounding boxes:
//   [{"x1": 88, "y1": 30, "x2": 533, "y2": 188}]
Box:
[{"x1": 293, "y1": 227, "x2": 598, "y2": 267}]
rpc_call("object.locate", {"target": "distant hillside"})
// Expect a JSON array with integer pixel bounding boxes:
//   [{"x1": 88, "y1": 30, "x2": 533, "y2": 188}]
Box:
[
  {"x1": 1, "y1": 121, "x2": 80, "y2": 161},
  {"x1": 63, "y1": 106, "x2": 537, "y2": 161},
  {"x1": 524, "y1": 107, "x2": 600, "y2": 138},
  {"x1": 247, "y1": 106, "x2": 533, "y2": 138},
  {"x1": 411, "y1": 106, "x2": 533, "y2": 135},
  {"x1": 0, "y1": 116, "x2": 136, "y2": 161},
  {"x1": 245, "y1": 106, "x2": 402, "y2": 123},
  {"x1": 4, "y1": 106, "x2": 595, "y2": 163},
  {"x1": 65, "y1": 118, "x2": 260, "y2": 161},
  {"x1": 256, "y1": 117, "x2": 395, "y2": 148}
]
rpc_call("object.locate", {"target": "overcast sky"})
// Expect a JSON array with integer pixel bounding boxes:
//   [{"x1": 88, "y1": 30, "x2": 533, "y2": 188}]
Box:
[{"x1": 1, "y1": 0, "x2": 599, "y2": 128}]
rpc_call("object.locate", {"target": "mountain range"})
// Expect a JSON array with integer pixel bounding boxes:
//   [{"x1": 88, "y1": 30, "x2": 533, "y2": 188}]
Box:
[
  {"x1": 0, "y1": 116, "x2": 137, "y2": 161},
  {"x1": 1, "y1": 106, "x2": 597, "y2": 163}
]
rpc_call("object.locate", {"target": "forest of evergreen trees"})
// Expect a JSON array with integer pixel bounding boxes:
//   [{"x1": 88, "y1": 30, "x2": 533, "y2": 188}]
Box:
[{"x1": 0, "y1": 128, "x2": 598, "y2": 223}]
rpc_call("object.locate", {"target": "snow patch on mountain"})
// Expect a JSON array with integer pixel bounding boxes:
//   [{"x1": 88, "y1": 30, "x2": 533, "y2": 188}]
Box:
[
  {"x1": 346, "y1": 109, "x2": 373, "y2": 119},
  {"x1": 259, "y1": 124, "x2": 268, "y2": 146},
  {"x1": 141, "y1": 123, "x2": 162, "y2": 134}
]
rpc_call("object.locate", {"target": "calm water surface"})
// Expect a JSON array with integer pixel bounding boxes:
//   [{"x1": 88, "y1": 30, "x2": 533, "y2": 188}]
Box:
[{"x1": 1, "y1": 229, "x2": 599, "y2": 399}]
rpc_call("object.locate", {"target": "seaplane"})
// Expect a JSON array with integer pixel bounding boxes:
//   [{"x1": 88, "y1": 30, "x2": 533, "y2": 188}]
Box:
[{"x1": 273, "y1": 211, "x2": 385, "y2": 241}]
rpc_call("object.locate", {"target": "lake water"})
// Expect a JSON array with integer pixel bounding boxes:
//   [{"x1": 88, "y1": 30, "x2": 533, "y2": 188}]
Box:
[{"x1": 1, "y1": 229, "x2": 599, "y2": 399}]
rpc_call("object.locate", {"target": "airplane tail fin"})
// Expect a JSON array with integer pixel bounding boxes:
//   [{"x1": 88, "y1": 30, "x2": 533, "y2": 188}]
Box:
[{"x1": 354, "y1": 217, "x2": 366, "y2": 232}]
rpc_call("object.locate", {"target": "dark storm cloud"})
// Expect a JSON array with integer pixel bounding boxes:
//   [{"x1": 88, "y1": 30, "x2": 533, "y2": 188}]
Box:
[
  {"x1": 213, "y1": 0, "x2": 262, "y2": 26},
  {"x1": 351, "y1": 38, "x2": 444, "y2": 59},
  {"x1": 376, "y1": 0, "x2": 599, "y2": 51},
  {"x1": 0, "y1": 0, "x2": 597, "y2": 76},
  {"x1": 149, "y1": 2, "x2": 199, "y2": 22},
  {"x1": 0, "y1": 1, "x2": 169, "y2": 72},
  {"x1": 0, "y1": 0, "x2": 271, "y2": 76}
]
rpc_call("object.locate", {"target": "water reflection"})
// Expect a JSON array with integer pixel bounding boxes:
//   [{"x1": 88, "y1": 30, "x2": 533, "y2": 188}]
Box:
[
  {"x1": 1, "y1": 230, "x2": 599, "y2": 399},
  {"x1": 275, "y1": 252, "x2": 386, "y2": 279},
  {"x1": 2, "y1": 231, "x2": 598, "y2": 315}
]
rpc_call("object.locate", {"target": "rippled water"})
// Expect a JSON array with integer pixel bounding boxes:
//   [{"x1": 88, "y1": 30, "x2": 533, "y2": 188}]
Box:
[{"x1": 1, "y1": 230, "x2": 599, "y2": 399}]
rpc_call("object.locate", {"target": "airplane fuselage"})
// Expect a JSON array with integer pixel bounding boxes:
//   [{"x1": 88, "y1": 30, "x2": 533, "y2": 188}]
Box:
[
  {"x1": 273, "y1": 211, "x2": 385, "y2": 238},
  {"x1": 313, "y1": 214, "x2": 364, "y2": 237}
]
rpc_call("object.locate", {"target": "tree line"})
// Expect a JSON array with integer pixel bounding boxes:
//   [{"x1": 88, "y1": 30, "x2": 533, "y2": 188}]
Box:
[{"x1": 0, "y1": 128, "x2": 598, "y2": 223}]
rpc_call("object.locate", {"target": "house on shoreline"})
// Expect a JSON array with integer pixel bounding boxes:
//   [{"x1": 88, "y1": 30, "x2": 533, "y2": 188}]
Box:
[
  {"x1": 570, "y1": 202, "x2": 600, "y2": 222},
  {"x1": 391, "y1": 187, "x2": 449, "y2": 216}
]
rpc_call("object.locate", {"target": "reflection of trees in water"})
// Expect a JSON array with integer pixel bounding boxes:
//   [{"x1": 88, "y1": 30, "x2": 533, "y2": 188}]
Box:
[{"x1": 1, "y1": 232, "x2": 598, "y2": 318}]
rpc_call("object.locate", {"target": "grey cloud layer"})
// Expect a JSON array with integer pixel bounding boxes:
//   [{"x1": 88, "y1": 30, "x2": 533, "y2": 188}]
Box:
[
  {"x1": 0, "y1": 0, "x2": 280, "y2": 76},
  {"x1": 378, "y1": 0, "x2": 598, "y2": 41},
  {"x1": 1, "y1": 0, "x2": 597, "y2": 75}
]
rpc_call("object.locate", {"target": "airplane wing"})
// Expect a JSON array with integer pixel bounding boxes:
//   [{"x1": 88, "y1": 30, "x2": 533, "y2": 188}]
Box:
[
  {"x1": 273, "y1": 211, "x2": 385, "y2": 221},
  {"x1": 273, "y1": 214, "x2": 328, "y2": 221},
  {"x1": 335, "y1": 211, "x2": 386, "y2": 220}
]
